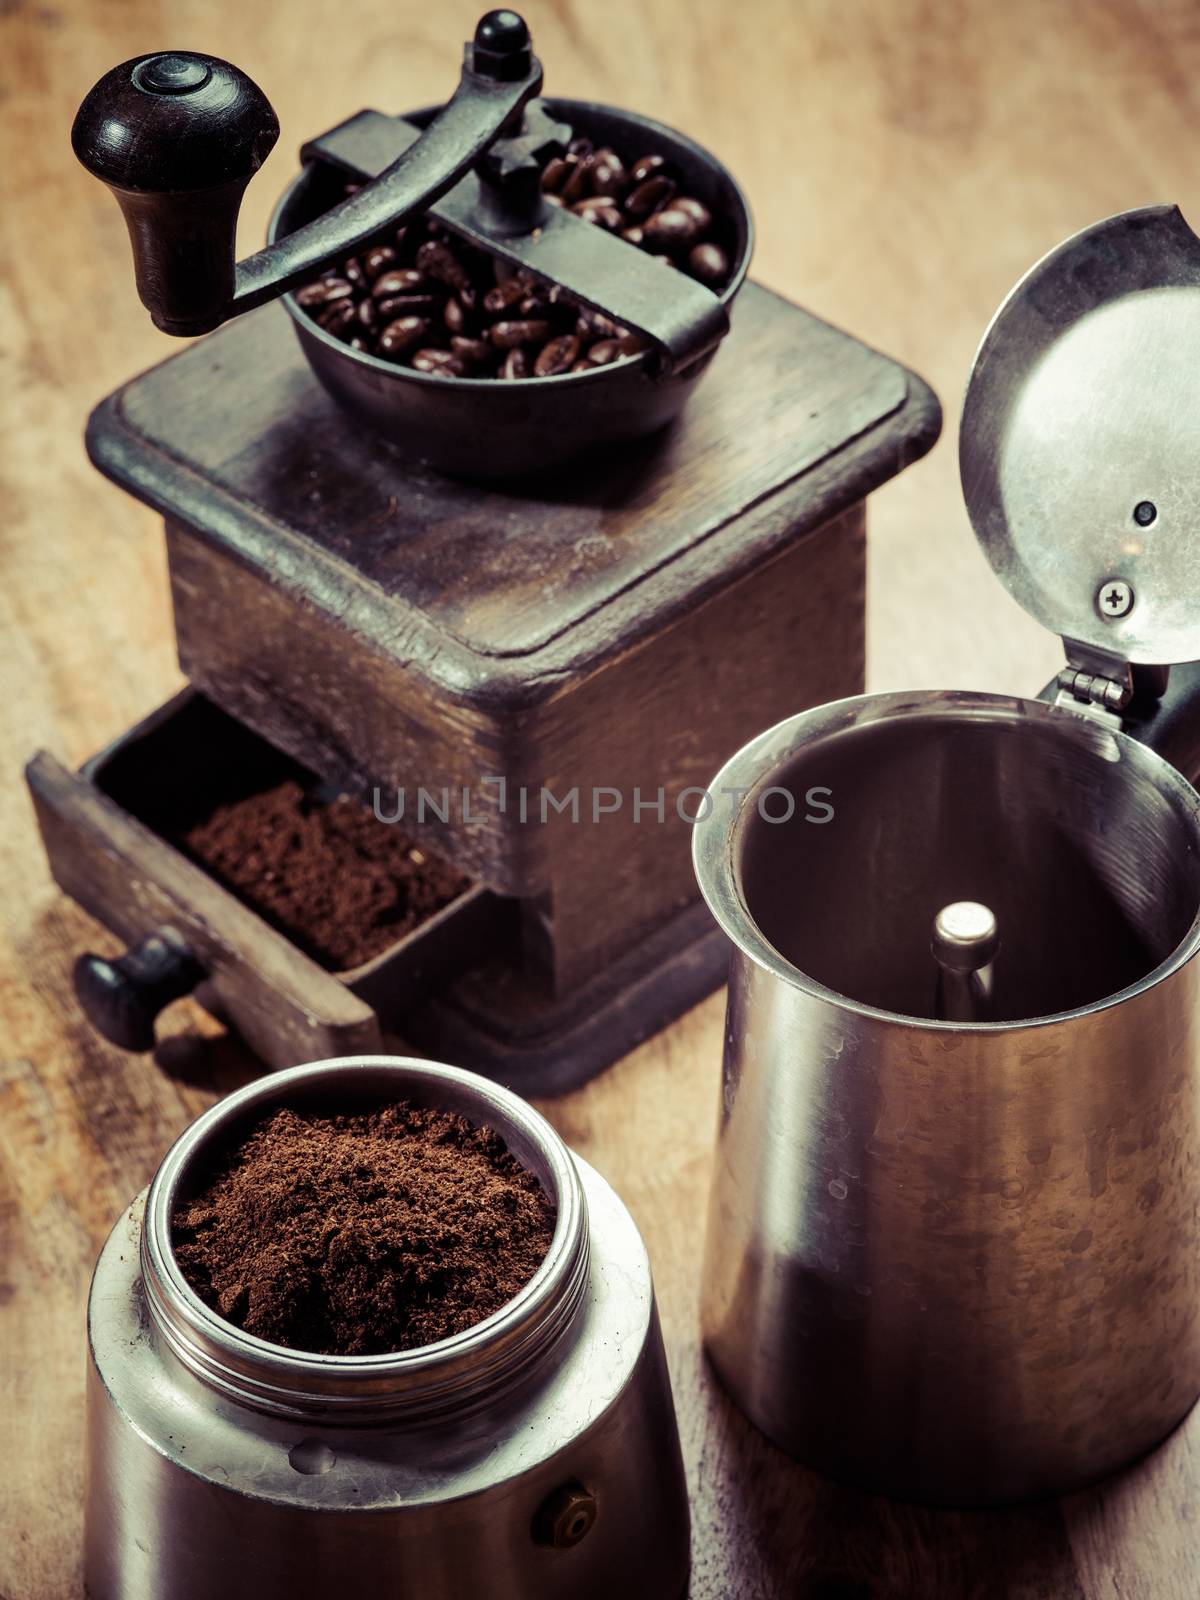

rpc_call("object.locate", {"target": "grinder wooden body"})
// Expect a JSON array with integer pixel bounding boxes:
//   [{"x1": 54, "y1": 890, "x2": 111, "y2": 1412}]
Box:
[
  {"x1": 28, "y1": 278, "x2": 939, "y2": 1088},
  {"x1": 46, "y1": 10, "x2": 940, "y2": 1084}
]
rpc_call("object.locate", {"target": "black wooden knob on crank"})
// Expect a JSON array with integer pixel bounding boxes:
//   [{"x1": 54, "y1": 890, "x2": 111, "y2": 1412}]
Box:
[
  {"x1": 74, "y1": 929, "x2": 204, "y2": 1052},
  {"x1": 71, "y1": 13, "x2": 542, "y2": 338},
  {"x1": 71, "y1": 54, "x2": 280, "y2": 335}
]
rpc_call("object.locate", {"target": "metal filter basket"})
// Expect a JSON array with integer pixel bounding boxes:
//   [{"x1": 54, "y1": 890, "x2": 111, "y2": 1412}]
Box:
[{"x1": 84, "y1": 1057, "x2": 690, "y2": 1599}]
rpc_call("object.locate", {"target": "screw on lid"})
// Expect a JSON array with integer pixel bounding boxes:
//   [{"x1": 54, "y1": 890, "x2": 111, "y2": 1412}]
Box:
[{"x1": 959, "y1": 205, "x2": 1200, "y2": 667}]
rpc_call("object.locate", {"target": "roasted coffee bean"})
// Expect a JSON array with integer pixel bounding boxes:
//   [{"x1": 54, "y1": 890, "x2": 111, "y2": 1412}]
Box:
[
  {"x1": 490, "y1": 318, "x2": 551, "y2": 349},
  {"x1": 374, "y1": 293, "x2": 442, "y2": 320},
  {"x1": 343, "y1": 257, "x2": 365, "y2": 287},
  {"x1": 517, "y1": 292, "x2": 558, "y2": 319},
  {"x1": 411, "y1": 348, "x2": 466, "y2": 376},
  {"x1": 416, "y1": 239, "x2": 473, "y2": 294},
  {"x1": 534, "y1": 334, "x2": 580, "y2": 376},
  {"x1": 540, "y1": 155, "x2": 571, "y2": 194},
  {"x1": 630, "y1": 152, "x2": 668, "y2": 184},
  {"x1": 378, "y1": 316, "x2": 431, "y2": 358},
  {"x1": 444, "y1": 296, "x2": 469, "y2": 336},
  {"x1": 315, "y1": 288, "x2": 354, "y2": 315},
  {"x1": 483, "y1": 277, "x2": 529, "y2": 315},
  {"x1": 560, "y1": 154, "x2": 593, "y2": 203},
  {"x1": 568, "y1": 135, "x2": 594, "y2": 159},
  {"x1": 295, "y1": 281, "x2": 334, "y2": 309},
  {"x1": 585, "y1": 337, "x2": 621, "y2": 366},
  {"x1": 543, "y1": 192, "x2": 565, "y2": 208},
  {"x1": 673, "y1": 196, "x2": 713, "y2": 232},
  {"x1": 357, "y1": 298, "x2": 378, "y2": 331},
  {"x1": 642, "y1": 206, "x2": 701, "y2": 251},
  {"x1": 371, "y1": 269, "x2": 433, "y2": 300},
  {"x1": 572, "y1": 197, "x2": 624, "y2": 231},
  {"x1": 363, "y1": 245, "x2": 398, "y2": 281},
  {"x1": 450, "y1": 335, "x2": 494, "y2": 366},
  {"x1": 619, "y1": 330, "x2": 652, "y2": 356},
  {"x1": 501, "y1": 347, "x2": 530, "y2": 379},
  {"x1": 317, "y1": 297, "x2": 358, "y2": 336},
  {"x1": 575, "y1": 310, "x2": 620, "y2": 341},
  {"x1": 625, "y1": 174, "x2": 677, "y2": 220},
  {"x1": 620, "y1": 224, "x2": 645, "y2": 247},
  {"x1": 688, "y1": 241, "x2": 730, "y2": 285},
  {"x1": 299, "y1": 276, "x2": 353, "y2": 309},
  {"x1": 571, "y1": 358, "x2": 592, "y2": 372},
  {"x1": 589, "y1": 147, "x2": 629, "y2": 198},
  {"x1": 349, "y1": 336, "x2": 371, "y2": 352}
]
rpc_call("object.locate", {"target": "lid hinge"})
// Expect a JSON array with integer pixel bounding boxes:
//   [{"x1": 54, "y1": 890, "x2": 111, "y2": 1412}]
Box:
[{"x1": 1054, "y1": 641, "x2": 1134, "y2": 725}]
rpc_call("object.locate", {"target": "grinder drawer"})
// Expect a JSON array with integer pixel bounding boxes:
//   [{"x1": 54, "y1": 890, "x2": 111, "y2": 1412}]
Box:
[{"x1": 26, "y1": 691, "x2": 508, "y2": 1069}]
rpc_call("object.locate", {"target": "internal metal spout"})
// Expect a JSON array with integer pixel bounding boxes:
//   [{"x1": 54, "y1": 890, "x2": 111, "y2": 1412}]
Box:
[{"x1": 933, "y1": 900, "x2": 998, "y2": 1022}]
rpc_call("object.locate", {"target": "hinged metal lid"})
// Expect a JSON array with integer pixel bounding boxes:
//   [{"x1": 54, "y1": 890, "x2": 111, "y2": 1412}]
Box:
[{"x1": 960, "y1": 205, "x2": 1200, "y2": 667}]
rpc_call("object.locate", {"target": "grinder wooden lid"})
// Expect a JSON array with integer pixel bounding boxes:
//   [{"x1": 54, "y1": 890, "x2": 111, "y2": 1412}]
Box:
[{"x1": 959, "y1": 204, "x2": 1200, "y2": 667}]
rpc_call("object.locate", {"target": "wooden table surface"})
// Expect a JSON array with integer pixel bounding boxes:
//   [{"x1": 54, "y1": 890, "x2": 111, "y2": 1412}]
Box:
[{"x1": 3, "y1": 1, "x2": 1200, "y2": 1595}]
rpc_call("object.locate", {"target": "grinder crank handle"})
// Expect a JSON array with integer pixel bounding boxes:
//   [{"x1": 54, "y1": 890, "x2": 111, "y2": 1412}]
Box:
[{"x1": 71, "y1": 10, "x2": 542, "y2": 337}]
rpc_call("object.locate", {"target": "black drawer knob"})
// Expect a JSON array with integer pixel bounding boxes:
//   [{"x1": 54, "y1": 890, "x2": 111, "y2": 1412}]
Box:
[{"x1": 74, "y1": 929, "x2": 204, "y2": 1052}]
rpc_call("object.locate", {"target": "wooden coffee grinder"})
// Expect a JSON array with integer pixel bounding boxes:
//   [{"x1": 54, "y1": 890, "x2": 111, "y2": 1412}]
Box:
[{"x1": 27, "y1": 10, "x2": 941, "y2": 1092}]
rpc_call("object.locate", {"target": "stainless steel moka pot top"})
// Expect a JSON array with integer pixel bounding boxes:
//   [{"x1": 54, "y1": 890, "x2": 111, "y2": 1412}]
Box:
[
  {"x1": 85, "y1": 1057, "x2": 689, "y2": 1600},
  {"x1": 693, "y1": 205, "x2": 1200, "y2": 1506}
]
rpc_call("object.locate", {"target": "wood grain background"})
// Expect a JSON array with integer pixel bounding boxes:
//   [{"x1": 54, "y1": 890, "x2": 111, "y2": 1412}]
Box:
[{"x1": 3, "y1": 0, "x2": 1200, "y2": 1595}]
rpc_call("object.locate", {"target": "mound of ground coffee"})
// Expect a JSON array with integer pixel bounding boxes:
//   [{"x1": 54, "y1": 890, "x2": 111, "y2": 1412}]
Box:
[
  {"x1": 173, "y1": 1101, "x2": 556, "y2": 1355},
  {"x1": 177, "y1": 779, "x2": 469, "y2": 972}
]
